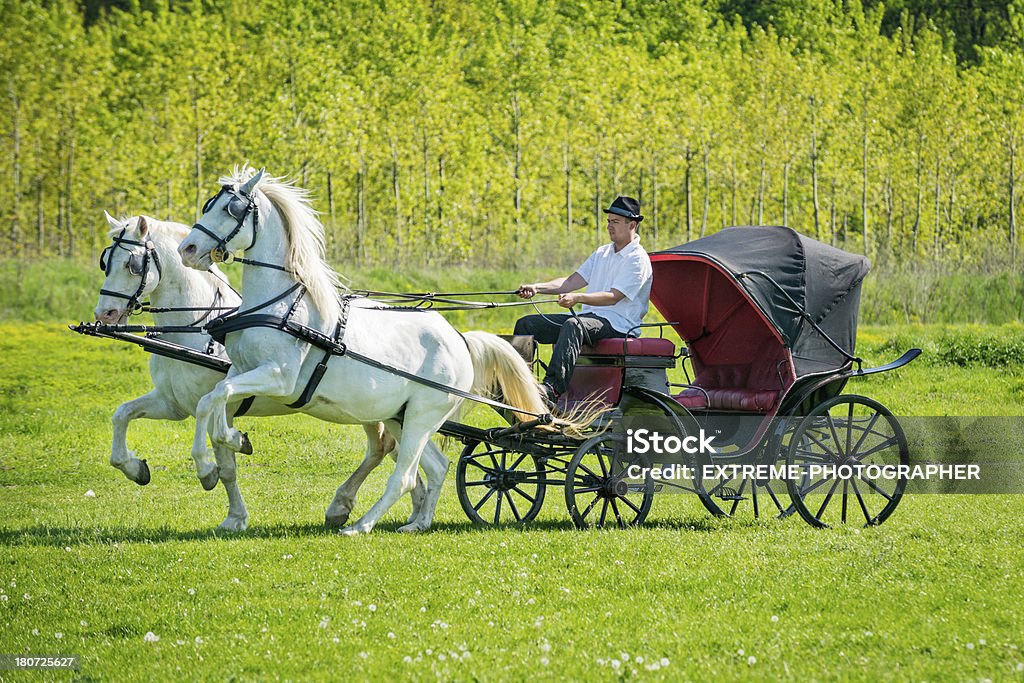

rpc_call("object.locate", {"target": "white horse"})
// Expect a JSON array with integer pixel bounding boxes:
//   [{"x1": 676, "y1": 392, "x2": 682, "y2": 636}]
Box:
[
  {"x1": 177, "y1": 167, "x2": 589, "y2": 534},
  {"x1": 94, "y1": 213, "x2": 415, "y2": 531}
]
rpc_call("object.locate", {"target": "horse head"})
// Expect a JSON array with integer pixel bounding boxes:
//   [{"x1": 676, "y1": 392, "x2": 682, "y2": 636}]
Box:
[
  {"x1": 95, "y1": 212, "x2": 165, "y2": 323},
  {"x1": 179, "y1": 168, "x2": 264, "y2": 270}
]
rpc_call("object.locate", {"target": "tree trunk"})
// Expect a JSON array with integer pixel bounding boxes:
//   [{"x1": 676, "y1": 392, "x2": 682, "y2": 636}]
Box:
[
  {"x1": 65, "y1": 112, "x2": 75, "y2": 257},
  {"x1": 700, "y1": 143, "x2": 710, "y2": 237},
  {"x1": 1010, "y1": 137, "x2": 1017, "y2": 266},
  {"x1": 912, "y1": 130, "x2": 923, "y2": 252},
  {"x1": 730, "y1": 156, "x2": 737, "y2": 226},
  {"x1": 810, "y1": 100, "x2": 822, "y2": 241},
  {"x1": 192, "y1": 76, "x2": 203, "y2": 225},
  {"x1": 563, "y1": 138, "x2": 571, "y2": 232},
  {"x1": 327, "y1": 171, "x2": 336, "y2": 261},
  {"x1": 10, "y1": 89, "x2": 21, "y2": 256},
  {"x1": 651, "y1": 151, "x2": 659, "y2": 248},
  {"x1": 512, "y1": 93, "x2": 522, "y2": 247},
  {"x1": 684, "y1": 145, "x2": 693, "y2": 242},
  {"x1": 593, "y1": 153, "x2": 601, "y2": 247},
  {"x1": 390, "y1": 141, "x2": 402, "y2": 264},
  {"x1": 422, "y1": 130, "x2": 430, "y2": 261},
  {"x1": 829, "y1": 178, "x2": 836, "y2": 245},
  {"x1": 862, "y1": 129, "x2": 869, "y2": 255},
  {"x1": 756, "y1": 142, "x2": 766, "y2": 225},
  {"x1": 884, "y1": 175, "x2": 894, "y2": 248},
  {"x1": 782, "y1": 161, "x2": 790, "y2": 227},
  {"x1": 933, "y1": 160, "x2": 941, "y2": 257},
  {"x1": 35, "y1": 177, "x2": 43, "y2": 253}
]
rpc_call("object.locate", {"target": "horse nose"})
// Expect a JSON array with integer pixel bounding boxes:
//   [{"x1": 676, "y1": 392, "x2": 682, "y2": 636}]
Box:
[
  {"x1": 181, "y1": 243, "x2": 196, "y2": 258},
  {"x1": 95, "y1": 308, "x2": 121, "y2": 323}
]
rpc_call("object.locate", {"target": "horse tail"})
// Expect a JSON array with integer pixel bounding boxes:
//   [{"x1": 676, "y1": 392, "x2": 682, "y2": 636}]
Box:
[{"x1": 461, "y1": 331, "x2": 604, "y2": 438}]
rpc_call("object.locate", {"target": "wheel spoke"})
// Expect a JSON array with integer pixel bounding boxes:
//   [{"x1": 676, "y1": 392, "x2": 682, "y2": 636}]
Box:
[
  {"x1": 466, "y1": 460, "x2": 499, "y2": 476},
  {"x1": 857, "y1": 472, "x2": 895, "y2": 501},
  {"x1": 826, "y1": 414, "x2": 845, "y2": 458},
  {"x1": 493, "y1": 489, "x2": 503, "y2": 524},
  {"x1": 850, "y1": 436, "x2": 900, "y2": 461},
  {"x1": 580, "y1": 494, "x2": 601, "y2": 521},
  {"x1": 506, "y1": 491, "x2": 522, "y2": 522},
  {"x1": 816, "y1": 478, "x2": 841, "y2": 519},
  {"x1": 850, "y1": 412, "x2": 881, "y2": 456},
  {"x1": 599, "y1": 498, "x2": 609, "y2": 527},
  {"x1": 841, "y1": 479, "x2": 848, "y2": 523},
  {"x1": 511, "y1": 486, "x2": 537, "y2": 504},
  {"x1": 463, "y1": 480, "x2": 492, "y2": 487},
  {"x1": 610, "y1": 497, "x2": 623, "y2": 526},
  {"x1": 473, "y1": 486, "x2": 496, "y2": 512},
  {"x1": 851, "y1": 477, "x2": 873, "y2": 524},
  {"x1": 619, "y1": 495, "x2": 642, "y2": 515}
]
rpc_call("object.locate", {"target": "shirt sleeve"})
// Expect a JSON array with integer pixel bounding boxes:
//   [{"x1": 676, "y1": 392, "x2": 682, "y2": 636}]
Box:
[
  {"x1": 576, "y1": 251, "x2": 596, "y2": 284},
  {"x1": 611, "y1": 254, "x2": 652, "y2": 301}
]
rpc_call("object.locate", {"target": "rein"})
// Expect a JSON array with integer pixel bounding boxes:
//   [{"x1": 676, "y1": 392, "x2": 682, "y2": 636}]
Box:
[{"x1": 98, "y1": 228, "x2": 162, "y2": 313}]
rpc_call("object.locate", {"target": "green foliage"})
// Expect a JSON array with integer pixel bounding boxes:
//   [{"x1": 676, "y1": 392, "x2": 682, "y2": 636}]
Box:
[{"x1": 2, "y1": 0, "x2": 1024, "y2": 271}]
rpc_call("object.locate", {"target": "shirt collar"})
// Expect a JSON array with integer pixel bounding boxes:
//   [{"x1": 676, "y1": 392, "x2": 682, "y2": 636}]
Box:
[{"x1": 612, "y1": 235, "x2": 641, "y2": 256}]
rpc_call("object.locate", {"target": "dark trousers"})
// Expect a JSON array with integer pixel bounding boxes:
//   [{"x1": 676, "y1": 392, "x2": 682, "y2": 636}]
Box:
[{"x1": 513, "y1": 313, "x2": 619, "y2": 394}]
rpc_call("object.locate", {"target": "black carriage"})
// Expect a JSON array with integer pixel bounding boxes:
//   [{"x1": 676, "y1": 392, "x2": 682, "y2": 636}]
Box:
[{"x1": 451, "y1": 226, "x2": 920, "y2": 529}]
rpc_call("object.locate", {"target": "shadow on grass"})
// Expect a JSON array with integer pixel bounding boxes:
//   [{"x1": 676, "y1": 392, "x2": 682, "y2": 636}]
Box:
[{"x1": 0, "y1": 513, "x2": 769, "y2": 546}]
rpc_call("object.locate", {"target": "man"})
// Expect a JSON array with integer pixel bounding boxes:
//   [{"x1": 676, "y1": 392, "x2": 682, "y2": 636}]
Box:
[{"x1": 514, "y1": 196, "x2": 653, "y2": 405}]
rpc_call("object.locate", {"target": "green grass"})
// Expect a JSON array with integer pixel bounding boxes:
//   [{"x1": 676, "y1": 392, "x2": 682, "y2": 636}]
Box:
[{"x1": 2, "y1": 323, "x2": 1024, "y2": 680}]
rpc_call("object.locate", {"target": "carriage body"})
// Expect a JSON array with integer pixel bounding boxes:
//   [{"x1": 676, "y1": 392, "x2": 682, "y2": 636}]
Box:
[{"x1": 457, "y1": 226, "x2": 918, "y2": 528}]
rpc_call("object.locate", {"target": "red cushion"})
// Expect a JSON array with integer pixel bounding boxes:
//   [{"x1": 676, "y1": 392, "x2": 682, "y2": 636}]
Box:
[
  {"x1": 675, "y1": 388, "x2": 780, "y2": 412},
  {"x1": 582, "y1": 337, "x2": 675, "y2": 356}
]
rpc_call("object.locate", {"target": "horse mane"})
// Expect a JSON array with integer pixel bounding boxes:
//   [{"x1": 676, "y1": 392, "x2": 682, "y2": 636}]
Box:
[{"x1": 220, "y1": 166, "x2": 343, "y2": 326}]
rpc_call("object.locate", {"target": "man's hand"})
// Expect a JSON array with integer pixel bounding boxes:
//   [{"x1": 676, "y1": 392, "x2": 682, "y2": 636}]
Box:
[
  {"x1": 517, "y1": 285, "x2": 537, "y2": 299},
  {"x1": 557, "y1": 292, "x2": 581, "y2": 308}
]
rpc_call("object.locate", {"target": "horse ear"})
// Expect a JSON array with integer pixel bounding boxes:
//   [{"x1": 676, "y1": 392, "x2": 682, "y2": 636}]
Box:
[
  {"x1": 137, "y1": 216, "x2": 150, "y2": 237},
  {"x1": 240, "y1": 168, "x2": 265, "y2": 195},
  {"x1": 104, "y1": 210, "x2": 122, "y2": 232}
]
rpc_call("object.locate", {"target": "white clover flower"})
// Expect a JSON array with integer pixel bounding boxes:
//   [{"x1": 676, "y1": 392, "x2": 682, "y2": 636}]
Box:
[
  {"x1": 771, "y1": 615, "x2": 779, "y2": 622},
  {"x1": 84, "y1": 490, "x2": 96, "y2": 498},
  {"x1": 143, "y1": 632, "x2": 158, "y2": 642},
  {"x1": 748, "y1": 656, "x2": 757, "y2": 665}
]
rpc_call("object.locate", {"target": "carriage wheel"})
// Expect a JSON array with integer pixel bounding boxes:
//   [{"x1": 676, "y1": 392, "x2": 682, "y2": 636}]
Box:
[
  {"x1": 786, "y1": 395, "x2": 908, "y2": 528},
  {"x1": 564, "y1": 432, "x2": 654, "y2": 529},
  {"x1": 456, "y1": 440, "x2": 546, "y2": 526},
  {"x1": 694, "y1": 453, "x2": 794, "y2": 520}
]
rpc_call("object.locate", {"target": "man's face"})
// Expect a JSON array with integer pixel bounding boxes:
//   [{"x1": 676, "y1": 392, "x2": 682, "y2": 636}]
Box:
[{"x1": 607, "y1": 214, "x2": 636, "y2": 245}]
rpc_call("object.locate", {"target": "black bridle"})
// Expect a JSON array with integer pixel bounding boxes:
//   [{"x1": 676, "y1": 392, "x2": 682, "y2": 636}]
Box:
[
  {"x1": 192, "y1": 184, "x2": 260, "y2": 264},
  {"x1": 98, "y1": 227, "x2": 163, "y2": 314}
]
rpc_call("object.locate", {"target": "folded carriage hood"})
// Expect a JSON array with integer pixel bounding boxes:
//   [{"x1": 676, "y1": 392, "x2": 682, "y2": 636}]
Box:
[{"x1": 650, "y1": 226, "x2": 871, "y2": 377}]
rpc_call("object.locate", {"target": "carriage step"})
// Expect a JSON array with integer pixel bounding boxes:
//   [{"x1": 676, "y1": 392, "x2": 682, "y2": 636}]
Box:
[{"x1": 716, "y1": 487, "x2": 747, "y2": 502}]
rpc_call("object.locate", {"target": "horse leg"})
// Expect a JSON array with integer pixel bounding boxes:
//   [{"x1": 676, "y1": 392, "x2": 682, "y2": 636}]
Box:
[
  {"x1": 339, "y1": 411, "x2": 444, "y2": 536},
  {"x1": 213, "y1": 443, "x2": 249, "y2": 531},
  {"x1": 398, "y1": 439, "x2": 449, "y2": 533},
  {"x1": 325, "y1": 423, "x2": 397, "y2": 528},
  {"x1": 111, "y1": 391, "x2": 187, "y2": 485},
  {"x1": 193, "y1": 364, "x2": 297, "y2": 470}
]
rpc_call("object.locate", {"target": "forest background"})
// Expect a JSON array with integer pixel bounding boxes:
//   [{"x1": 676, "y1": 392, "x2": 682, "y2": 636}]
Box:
[{"x1": 2, "y1": 0, "x2": 1024, "y2": 323}]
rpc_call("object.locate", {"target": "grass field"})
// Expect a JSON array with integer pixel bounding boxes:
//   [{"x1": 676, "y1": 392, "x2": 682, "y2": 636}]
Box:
[{"x1": 2, "y1": 321, "x2": 1024, "y2": 681}]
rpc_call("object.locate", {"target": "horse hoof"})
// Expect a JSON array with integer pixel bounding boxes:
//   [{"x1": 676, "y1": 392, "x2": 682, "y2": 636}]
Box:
[
  {"x1": 199, "y1": 466, "x2": 220, "y2": 491},
  {"x1": 338, "y1": 525, "x2": 370, "y2": 537},
  {"x1": 218, "y1": 517, "x2": 248, "y2": 532},
  {"x1": 324, "y1": 513, "x2": 350, "y2": 529},
  {"x1": 238, "y1": 432, "x2": 253, "y2": 455},
  {"x1": 135, "y1": 459, "x2": 151, "y2": 486},
  {"x1": 398, "y1": 522, "x2": 426, "y2": 533}
]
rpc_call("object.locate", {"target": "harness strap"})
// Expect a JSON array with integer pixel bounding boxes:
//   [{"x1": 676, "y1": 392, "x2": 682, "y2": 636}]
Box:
[
  {"x1": 233, "y1": 396, "x2": 255, "y2": 418},
  {"x1": 287, "y1": 298, "x2": 349, "y2": 409}
]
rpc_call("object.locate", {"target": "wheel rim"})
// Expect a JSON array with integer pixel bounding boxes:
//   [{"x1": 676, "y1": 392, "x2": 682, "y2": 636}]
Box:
[
  {"x1": 786, "y1": 395, "x2": 908, "y2": 528},
  {"x1": 564, "y1": 433, "x2": 654, "y2": 529},
  {"x1": 456, "y1": 441, "x2": 546, "y2": 525}
]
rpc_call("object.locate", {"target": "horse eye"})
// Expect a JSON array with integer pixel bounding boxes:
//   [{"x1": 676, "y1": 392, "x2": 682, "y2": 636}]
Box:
[
  {"x1": 127, "y1": 253, "x2": 145, "y2": 275},
  {"x1": 227, "y1": 196, "x2": 248, "y2": 219}
]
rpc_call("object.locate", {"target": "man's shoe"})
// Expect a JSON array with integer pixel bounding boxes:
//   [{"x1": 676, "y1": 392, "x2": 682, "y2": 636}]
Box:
[{"x1": 541, "y1": 382, "x2": 560, "y2": 411}]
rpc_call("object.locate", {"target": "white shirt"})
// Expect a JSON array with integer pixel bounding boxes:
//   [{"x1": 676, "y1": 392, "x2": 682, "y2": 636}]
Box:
[{"x1": 575, "y1": 236, "x2": 653, "y2": 335}]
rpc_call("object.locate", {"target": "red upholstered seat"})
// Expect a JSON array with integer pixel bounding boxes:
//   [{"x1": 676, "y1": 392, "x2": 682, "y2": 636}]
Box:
[
  {"x1": 675, "y1": 388, "x2": 780, "y2": 412},
  {"x1": 582, "y1": 337, "x2": 675, "y2": 356}
]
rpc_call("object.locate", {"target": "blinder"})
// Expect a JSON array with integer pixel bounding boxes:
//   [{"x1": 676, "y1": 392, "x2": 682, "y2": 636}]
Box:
[
  {"x1": 194, "y1": 184, "x2": 260, "y2": 263},
  {"x1": 98, "y1": 226, "x2": 162, "y2": 314}
]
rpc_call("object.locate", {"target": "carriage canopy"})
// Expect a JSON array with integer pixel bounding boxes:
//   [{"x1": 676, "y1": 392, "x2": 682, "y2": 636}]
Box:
[{"x1": 649, "y1": 226, "x2": 870, "y2": 380}]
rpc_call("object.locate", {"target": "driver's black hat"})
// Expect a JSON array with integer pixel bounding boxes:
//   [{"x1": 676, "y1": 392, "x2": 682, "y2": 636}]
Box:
[{"x1": 604, "y1": 196, "x2": 643, "y2": 223}]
